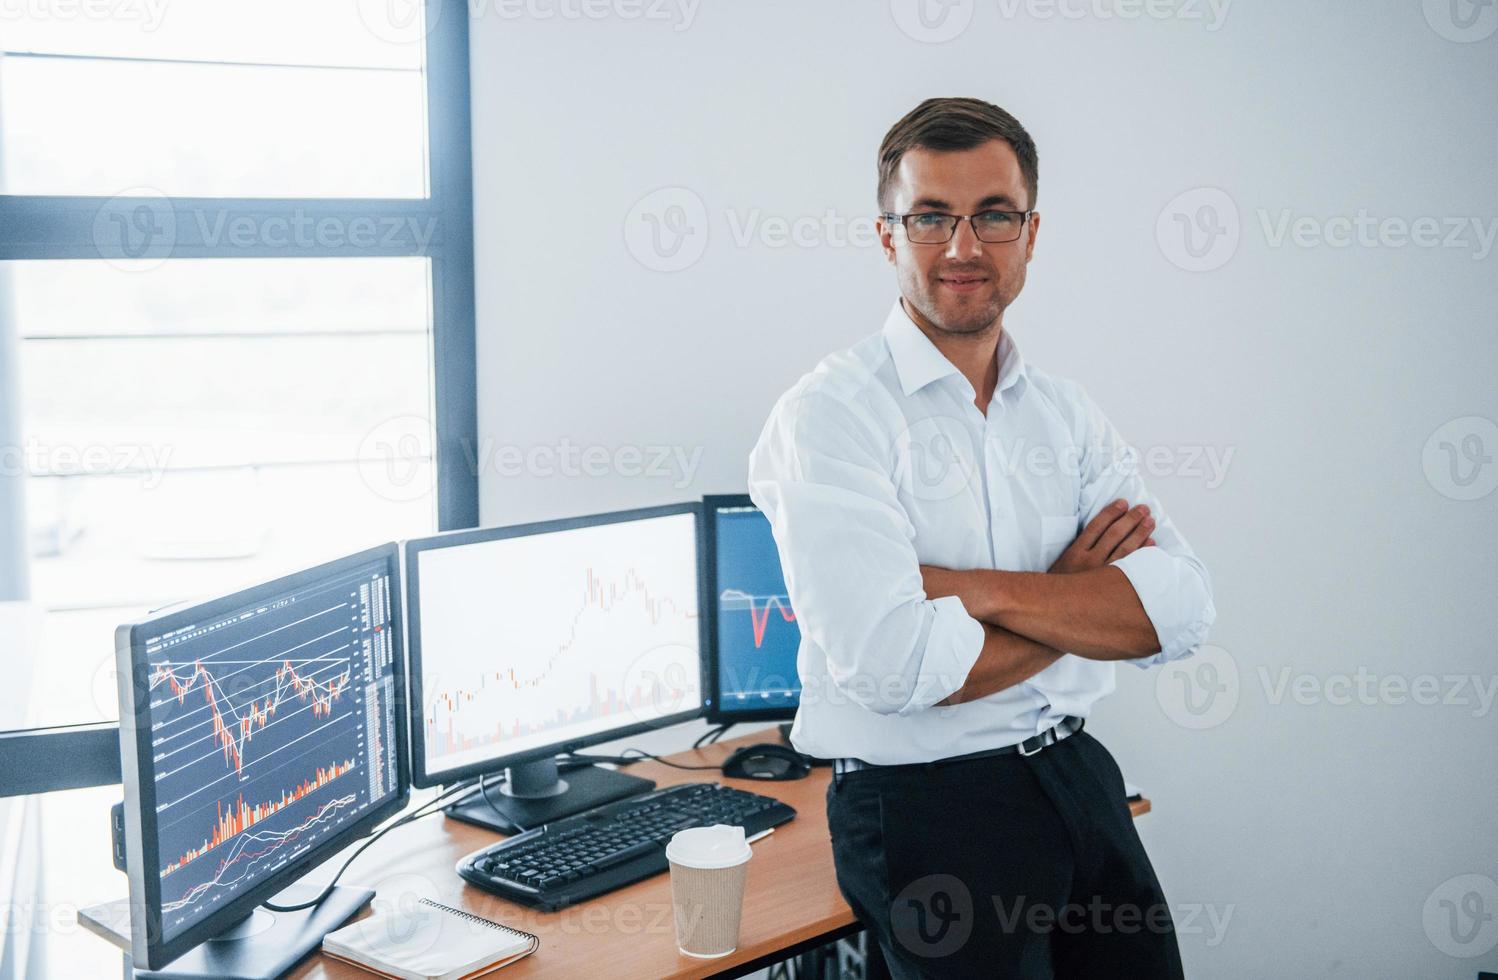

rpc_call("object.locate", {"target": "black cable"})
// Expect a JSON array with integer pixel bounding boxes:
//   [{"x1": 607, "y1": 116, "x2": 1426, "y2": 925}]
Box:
[
  {"x1": 265, "y1": 753, "x2": 606, "y2": 913},
  {"x1": 566, "y1": 724, "x2": 748, "y2": 773},
  {"x1": 621, "y1": 747, "x2": 723, "y2": 771},
  {"x1": 478, "y1": 771, "x2": 529, "y2": 834},
  {"x1": 692, "y1": 723, "x2": 731, "y2": 749},
  {"x1": 470, "y1": 756, "x2": 600, "y2": 831},
  {"x1": 262, "y1": 781, "x2": 479, "y2": 913},
  {"x1": 566, "y1": 748, "x2": 722, "y2": 771}
]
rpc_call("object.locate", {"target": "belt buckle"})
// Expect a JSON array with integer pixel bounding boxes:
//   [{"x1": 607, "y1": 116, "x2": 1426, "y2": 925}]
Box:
[{"x1": 1017, "y1": 733, "x2": 1046, "y2": 757}]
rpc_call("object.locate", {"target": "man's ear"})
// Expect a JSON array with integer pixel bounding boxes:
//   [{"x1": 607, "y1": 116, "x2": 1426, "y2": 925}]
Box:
[
  {"x1": 1024, "y1": 212, "x2": 1041, "y2": 263},
  {"x1": 876, "y1": 215, "x2": 899, "y2": 265}
]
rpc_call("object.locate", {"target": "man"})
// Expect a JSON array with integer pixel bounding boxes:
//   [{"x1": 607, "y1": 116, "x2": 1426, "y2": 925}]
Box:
[{"x1": 747, "y1": 97, "x2": 1215, "y2": 978}]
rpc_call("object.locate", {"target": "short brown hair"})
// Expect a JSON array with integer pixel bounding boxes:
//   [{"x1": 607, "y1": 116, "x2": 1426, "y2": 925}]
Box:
[{"x1": 877, "y1": 97, "x2": 1039, "y2": 212}]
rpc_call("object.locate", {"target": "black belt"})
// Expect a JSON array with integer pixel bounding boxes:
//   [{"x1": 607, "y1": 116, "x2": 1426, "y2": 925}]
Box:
[{"x1": 832, "y1": 716, "x2": 1085, "y2": 777}]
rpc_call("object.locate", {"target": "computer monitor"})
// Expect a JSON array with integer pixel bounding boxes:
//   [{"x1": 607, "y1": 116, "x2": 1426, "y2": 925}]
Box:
[
  {"x1": 404, "y1": 502, "x2": 706, "y2": 832},
  {"x1": 114, "y1": 543, "x2": 408, "y2": 977},
  {"x1": 702, "y1": 495, "x2": 802, "y2": 724}
]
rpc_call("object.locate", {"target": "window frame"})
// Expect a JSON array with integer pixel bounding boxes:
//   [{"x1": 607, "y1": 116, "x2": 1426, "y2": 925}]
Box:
[{"x1": 0, "y1": 0, "x2": 477, "y2": 796}]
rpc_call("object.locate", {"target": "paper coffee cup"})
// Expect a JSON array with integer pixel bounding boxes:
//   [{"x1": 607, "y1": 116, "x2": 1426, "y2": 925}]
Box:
[{"x1": 665, "y1": 824, "x2": 752, "y2": 958}]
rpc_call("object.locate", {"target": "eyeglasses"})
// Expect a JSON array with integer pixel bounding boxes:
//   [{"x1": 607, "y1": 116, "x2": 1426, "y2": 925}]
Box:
[{"x1": 882, "y1": 209, "x2": 1034, "y2": 245}]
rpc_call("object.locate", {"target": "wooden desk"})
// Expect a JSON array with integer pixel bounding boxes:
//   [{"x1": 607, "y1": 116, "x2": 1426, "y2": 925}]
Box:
[{"x1": 292, "y1": 731, "x2": 1150, "y2": 980}]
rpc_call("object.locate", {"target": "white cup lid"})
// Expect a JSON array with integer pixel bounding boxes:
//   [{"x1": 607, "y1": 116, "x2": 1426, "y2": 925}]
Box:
[{"x1": 665, "y1": 824, "x2": 752, "y2": 870}]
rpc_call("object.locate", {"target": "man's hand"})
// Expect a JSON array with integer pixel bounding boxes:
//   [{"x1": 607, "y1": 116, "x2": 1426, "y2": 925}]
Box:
[
  {"x1": 919, "y1": 497, "x2": 1155, "y2": 615},
  {"x1": 1049, "y1": 498, "x2": 1156, "y2": 574},
  {"x1": 936, "y1": 624, "x2": 1064, "y2": 706},
  {"x1": 919, "y1": 497, "x2": 1165, "y2": 659}
]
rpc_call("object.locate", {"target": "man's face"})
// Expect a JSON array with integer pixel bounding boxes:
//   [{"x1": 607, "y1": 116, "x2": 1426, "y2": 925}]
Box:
[{"x1": 877, "y1": 139, "x2": 1040, "y2": 337}]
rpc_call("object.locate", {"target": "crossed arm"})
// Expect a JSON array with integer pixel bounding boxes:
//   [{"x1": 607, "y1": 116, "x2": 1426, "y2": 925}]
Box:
[
  {"x1": 750, "y1": 383, "x2": 1215, "y2": 717},
  {"x1": 930, "y1": 500, "x2": 1161, "y2": 706}
]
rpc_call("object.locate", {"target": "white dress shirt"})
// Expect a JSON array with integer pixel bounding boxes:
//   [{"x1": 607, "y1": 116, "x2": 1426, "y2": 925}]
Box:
[{"x1": 747, "y1": 298, "x2": 1215, "y2": 764}]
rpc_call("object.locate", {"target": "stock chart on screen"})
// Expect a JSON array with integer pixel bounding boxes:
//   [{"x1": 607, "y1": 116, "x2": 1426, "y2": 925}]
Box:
[
  {"x1": 713, "y1": 505, "x2": 801, "y2": 715},
  {"x1": 141, "y1": 560, "x2": 399, "y2": 940},
  {"x1": 415, "y1": 511, "x2": 702, "y2": 779}
]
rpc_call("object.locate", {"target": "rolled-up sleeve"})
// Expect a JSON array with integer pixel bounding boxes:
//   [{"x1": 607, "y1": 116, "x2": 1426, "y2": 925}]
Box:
[
  {"x1": 1071, "y1": 384, "x2": 1217, "y2": 668},
  {"x1": 748, "y1": 384, "x2": 984, "y2": 715}
]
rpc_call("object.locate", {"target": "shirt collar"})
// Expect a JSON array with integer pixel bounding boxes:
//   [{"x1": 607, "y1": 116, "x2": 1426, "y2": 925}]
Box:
[
  {"x1": 881, "y1": 297, "x2": 1028, "y2": 401},
  {"x1": 993, "y1": 328, "x2": 1028, "y2": 401}
]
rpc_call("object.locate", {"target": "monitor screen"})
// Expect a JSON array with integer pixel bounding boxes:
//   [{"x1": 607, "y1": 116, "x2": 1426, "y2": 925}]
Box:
[
  {"x1": 127, "y1": 552, "x2": 403, "y2": 945},
  {"x1": 709, "y1": 501, "x2": 801, "y2": 719},
  {"x1": 409, "y1": 507, "x2": 703, "y2": 784}
]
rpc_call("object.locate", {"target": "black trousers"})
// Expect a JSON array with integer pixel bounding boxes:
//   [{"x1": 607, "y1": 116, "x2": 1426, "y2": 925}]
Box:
[{"x1": 826, "y1": 730, "x2": 1185, "y2": 980}]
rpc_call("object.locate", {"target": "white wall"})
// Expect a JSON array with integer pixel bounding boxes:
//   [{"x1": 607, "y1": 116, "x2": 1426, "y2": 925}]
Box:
[{"x1": 470, "y1": 2, "x2": 1498, "y2": 975}]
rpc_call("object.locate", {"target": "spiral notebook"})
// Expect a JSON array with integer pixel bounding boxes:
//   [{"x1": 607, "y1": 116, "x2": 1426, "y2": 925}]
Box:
[{"x1": 322, "y1": 897, "x2": 539, "y2": 980}]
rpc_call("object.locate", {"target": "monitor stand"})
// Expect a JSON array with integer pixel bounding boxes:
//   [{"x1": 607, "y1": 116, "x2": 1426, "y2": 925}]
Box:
[
  {"x1": 443, "y1": 758, "x2": 655, "y2": 834},
  {"x1": 82, "y1": 884, "x2": 373, "y2": 980}
]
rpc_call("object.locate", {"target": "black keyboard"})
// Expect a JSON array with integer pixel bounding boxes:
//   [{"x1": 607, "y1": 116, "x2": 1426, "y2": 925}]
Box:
[{"x1": 456, "y1": 782, "x2": 796, "y2": 911}]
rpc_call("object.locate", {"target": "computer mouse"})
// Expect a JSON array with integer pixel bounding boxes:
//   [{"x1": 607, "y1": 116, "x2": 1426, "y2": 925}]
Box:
[{"x1": 721, "y1": 743, "x2": 813, "y2": 781}]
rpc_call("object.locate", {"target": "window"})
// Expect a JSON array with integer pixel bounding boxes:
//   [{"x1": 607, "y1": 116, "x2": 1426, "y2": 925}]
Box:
[
  {"x1": 0, "y1": 0, "x2": 476, "y2": 787},
  {"x1": 0, "y1": 0, "x2": 428, "y2": 198},
  {"x1": 16, "y1": 257, "x2": 438, "y2": 730}
]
